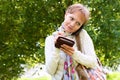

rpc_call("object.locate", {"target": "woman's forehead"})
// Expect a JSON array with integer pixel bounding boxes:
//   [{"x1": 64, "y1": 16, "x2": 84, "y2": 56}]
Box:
[{"x1": 71, "y1": 11, "x2": 86, "y2": 24}]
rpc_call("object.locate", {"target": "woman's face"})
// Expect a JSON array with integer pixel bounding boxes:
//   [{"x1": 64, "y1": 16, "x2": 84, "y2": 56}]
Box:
[{"x1": 63, "y1": 11, "x2": 85, "y2": 33}]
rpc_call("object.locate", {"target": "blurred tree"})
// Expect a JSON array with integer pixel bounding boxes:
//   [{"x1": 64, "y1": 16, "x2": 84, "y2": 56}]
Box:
[
  {"x1": 81, "y1": 0, "x2": 120, "y2": 69},
  {"x1": 0, "y1": 0, "x2": 120, "y2": 79}
]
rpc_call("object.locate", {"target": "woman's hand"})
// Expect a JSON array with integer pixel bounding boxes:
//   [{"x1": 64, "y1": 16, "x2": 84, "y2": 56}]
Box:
[
  {"x1": 60, "y1": 44, "x2": 75, "y2": 56},
  {"x1": 54, "y1": 32, "x2": 64, "y2": 42}
]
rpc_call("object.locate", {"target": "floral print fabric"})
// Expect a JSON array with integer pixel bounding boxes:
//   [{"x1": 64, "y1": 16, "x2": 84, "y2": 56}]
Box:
[{"x1": 63, "y1": 55, "x2": 76, "y2": 80}]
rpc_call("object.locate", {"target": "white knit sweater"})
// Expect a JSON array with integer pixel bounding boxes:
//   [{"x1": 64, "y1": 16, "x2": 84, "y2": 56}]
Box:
[{"x1": 45, "y1": 29, "x2": 98, "y2": 80}]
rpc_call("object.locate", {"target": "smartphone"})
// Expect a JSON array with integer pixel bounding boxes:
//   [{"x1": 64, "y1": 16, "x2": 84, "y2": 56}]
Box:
[{"x1": 55, "y1": 36, "x2": 75, "y2": 48}]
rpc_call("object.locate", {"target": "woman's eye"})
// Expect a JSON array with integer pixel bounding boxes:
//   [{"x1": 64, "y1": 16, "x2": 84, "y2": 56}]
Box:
[
  {"x1": 76, "y1": 22, "x2": 81, "y2": 26},
  {"x1": 70, "y1": 17, "x2": 74, "y2": 21}
]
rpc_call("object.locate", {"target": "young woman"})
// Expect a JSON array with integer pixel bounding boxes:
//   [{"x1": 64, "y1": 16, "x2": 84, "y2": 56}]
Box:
[{"x1": 45, "y1": 3, "x2": 100, "y2": 80}]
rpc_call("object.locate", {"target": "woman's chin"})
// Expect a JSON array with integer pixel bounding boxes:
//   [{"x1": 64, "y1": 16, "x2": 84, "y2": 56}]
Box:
[
  {"x1": 64, "y1": 28, "x2": 73, "y2": 33},
  {"x1": 66, "y1": 30, "x2": 73, "y2": 33}
]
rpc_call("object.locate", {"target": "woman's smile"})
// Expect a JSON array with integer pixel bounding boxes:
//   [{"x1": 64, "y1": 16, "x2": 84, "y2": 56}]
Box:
[{"x1": 67, "y1": 25, "x2": 73, "y2": 31}]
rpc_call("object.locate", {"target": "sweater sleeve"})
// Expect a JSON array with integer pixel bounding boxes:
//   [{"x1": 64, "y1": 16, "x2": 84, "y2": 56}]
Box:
[
  {"x1": 45, "y1": 36, "x2": 60, "y2": 75},
  {"x1": 72, "y1": 30, "x2": 98, "y2": 68}
]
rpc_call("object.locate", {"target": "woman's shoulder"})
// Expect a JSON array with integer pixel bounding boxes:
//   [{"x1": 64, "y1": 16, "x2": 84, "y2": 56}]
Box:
[
  {"x1": 46, "y1": 35, "x2": 54, "y2": 38},
  {"x1": 45, "y1": 35, "x2": 54, "y2": 41},
  {"x1": 80, "y1": 29, "x2": 92, "y2": 41},
  {"x1": 80, "y1": 29, "x2": 88, "y2": 36}
]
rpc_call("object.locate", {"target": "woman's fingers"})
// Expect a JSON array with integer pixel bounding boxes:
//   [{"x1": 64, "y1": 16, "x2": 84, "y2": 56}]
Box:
[
  {"x1": 60, "y1": 44, "x2": 74, "y2": 56},
  {"x1": 61, "y1": 44, "x2": 74, "y2": 51},
  {"x1": 54, "y1": 32, "x2": 64, "y2": 42},
  {"x1": 60, "y1": 48, "x2": 73, "y2": 56}
]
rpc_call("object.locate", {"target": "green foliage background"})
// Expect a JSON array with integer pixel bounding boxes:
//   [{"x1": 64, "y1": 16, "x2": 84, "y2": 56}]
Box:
[{"x1": 0, "y1": 0, "x2": 120, "y2": 79}]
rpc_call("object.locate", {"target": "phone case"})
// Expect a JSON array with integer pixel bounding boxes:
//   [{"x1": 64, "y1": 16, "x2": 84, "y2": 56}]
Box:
[{"x1": 55, "y1": 36, "x2": 75, "y2": 48}]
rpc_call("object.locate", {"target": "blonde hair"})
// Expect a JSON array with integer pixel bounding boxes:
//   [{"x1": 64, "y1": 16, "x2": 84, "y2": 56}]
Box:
[{"x1": 65, "y1": 4, "x2": 90, "y2": 24}]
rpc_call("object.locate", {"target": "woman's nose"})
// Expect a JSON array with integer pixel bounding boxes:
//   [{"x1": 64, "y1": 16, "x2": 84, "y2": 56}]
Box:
[{"x1": 70, "y1": 21, "x2": 76, "y2": 27}]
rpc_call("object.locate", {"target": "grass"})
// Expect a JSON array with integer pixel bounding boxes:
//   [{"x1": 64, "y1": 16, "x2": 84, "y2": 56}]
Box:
[
  {"x1": 39, "y1": 76, "x2": 51, "y2": 80},
  {"x1": 16, "y1": 75, "x2": 51, "y2": 80},
  {"x1": 107, "y1": 72, "x2": 120, "y2": 80},
  {"x1": 14, "y1": 72, "x2": 120, "y2": 80}
]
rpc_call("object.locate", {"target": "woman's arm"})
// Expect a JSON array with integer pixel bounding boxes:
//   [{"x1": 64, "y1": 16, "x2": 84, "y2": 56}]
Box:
[
  {"x1": 72, "y1": 29, "x2": 98, "y2": 68},
  {"x1": 45, "y1": 36, "x2": 60, "y2": 75}
]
